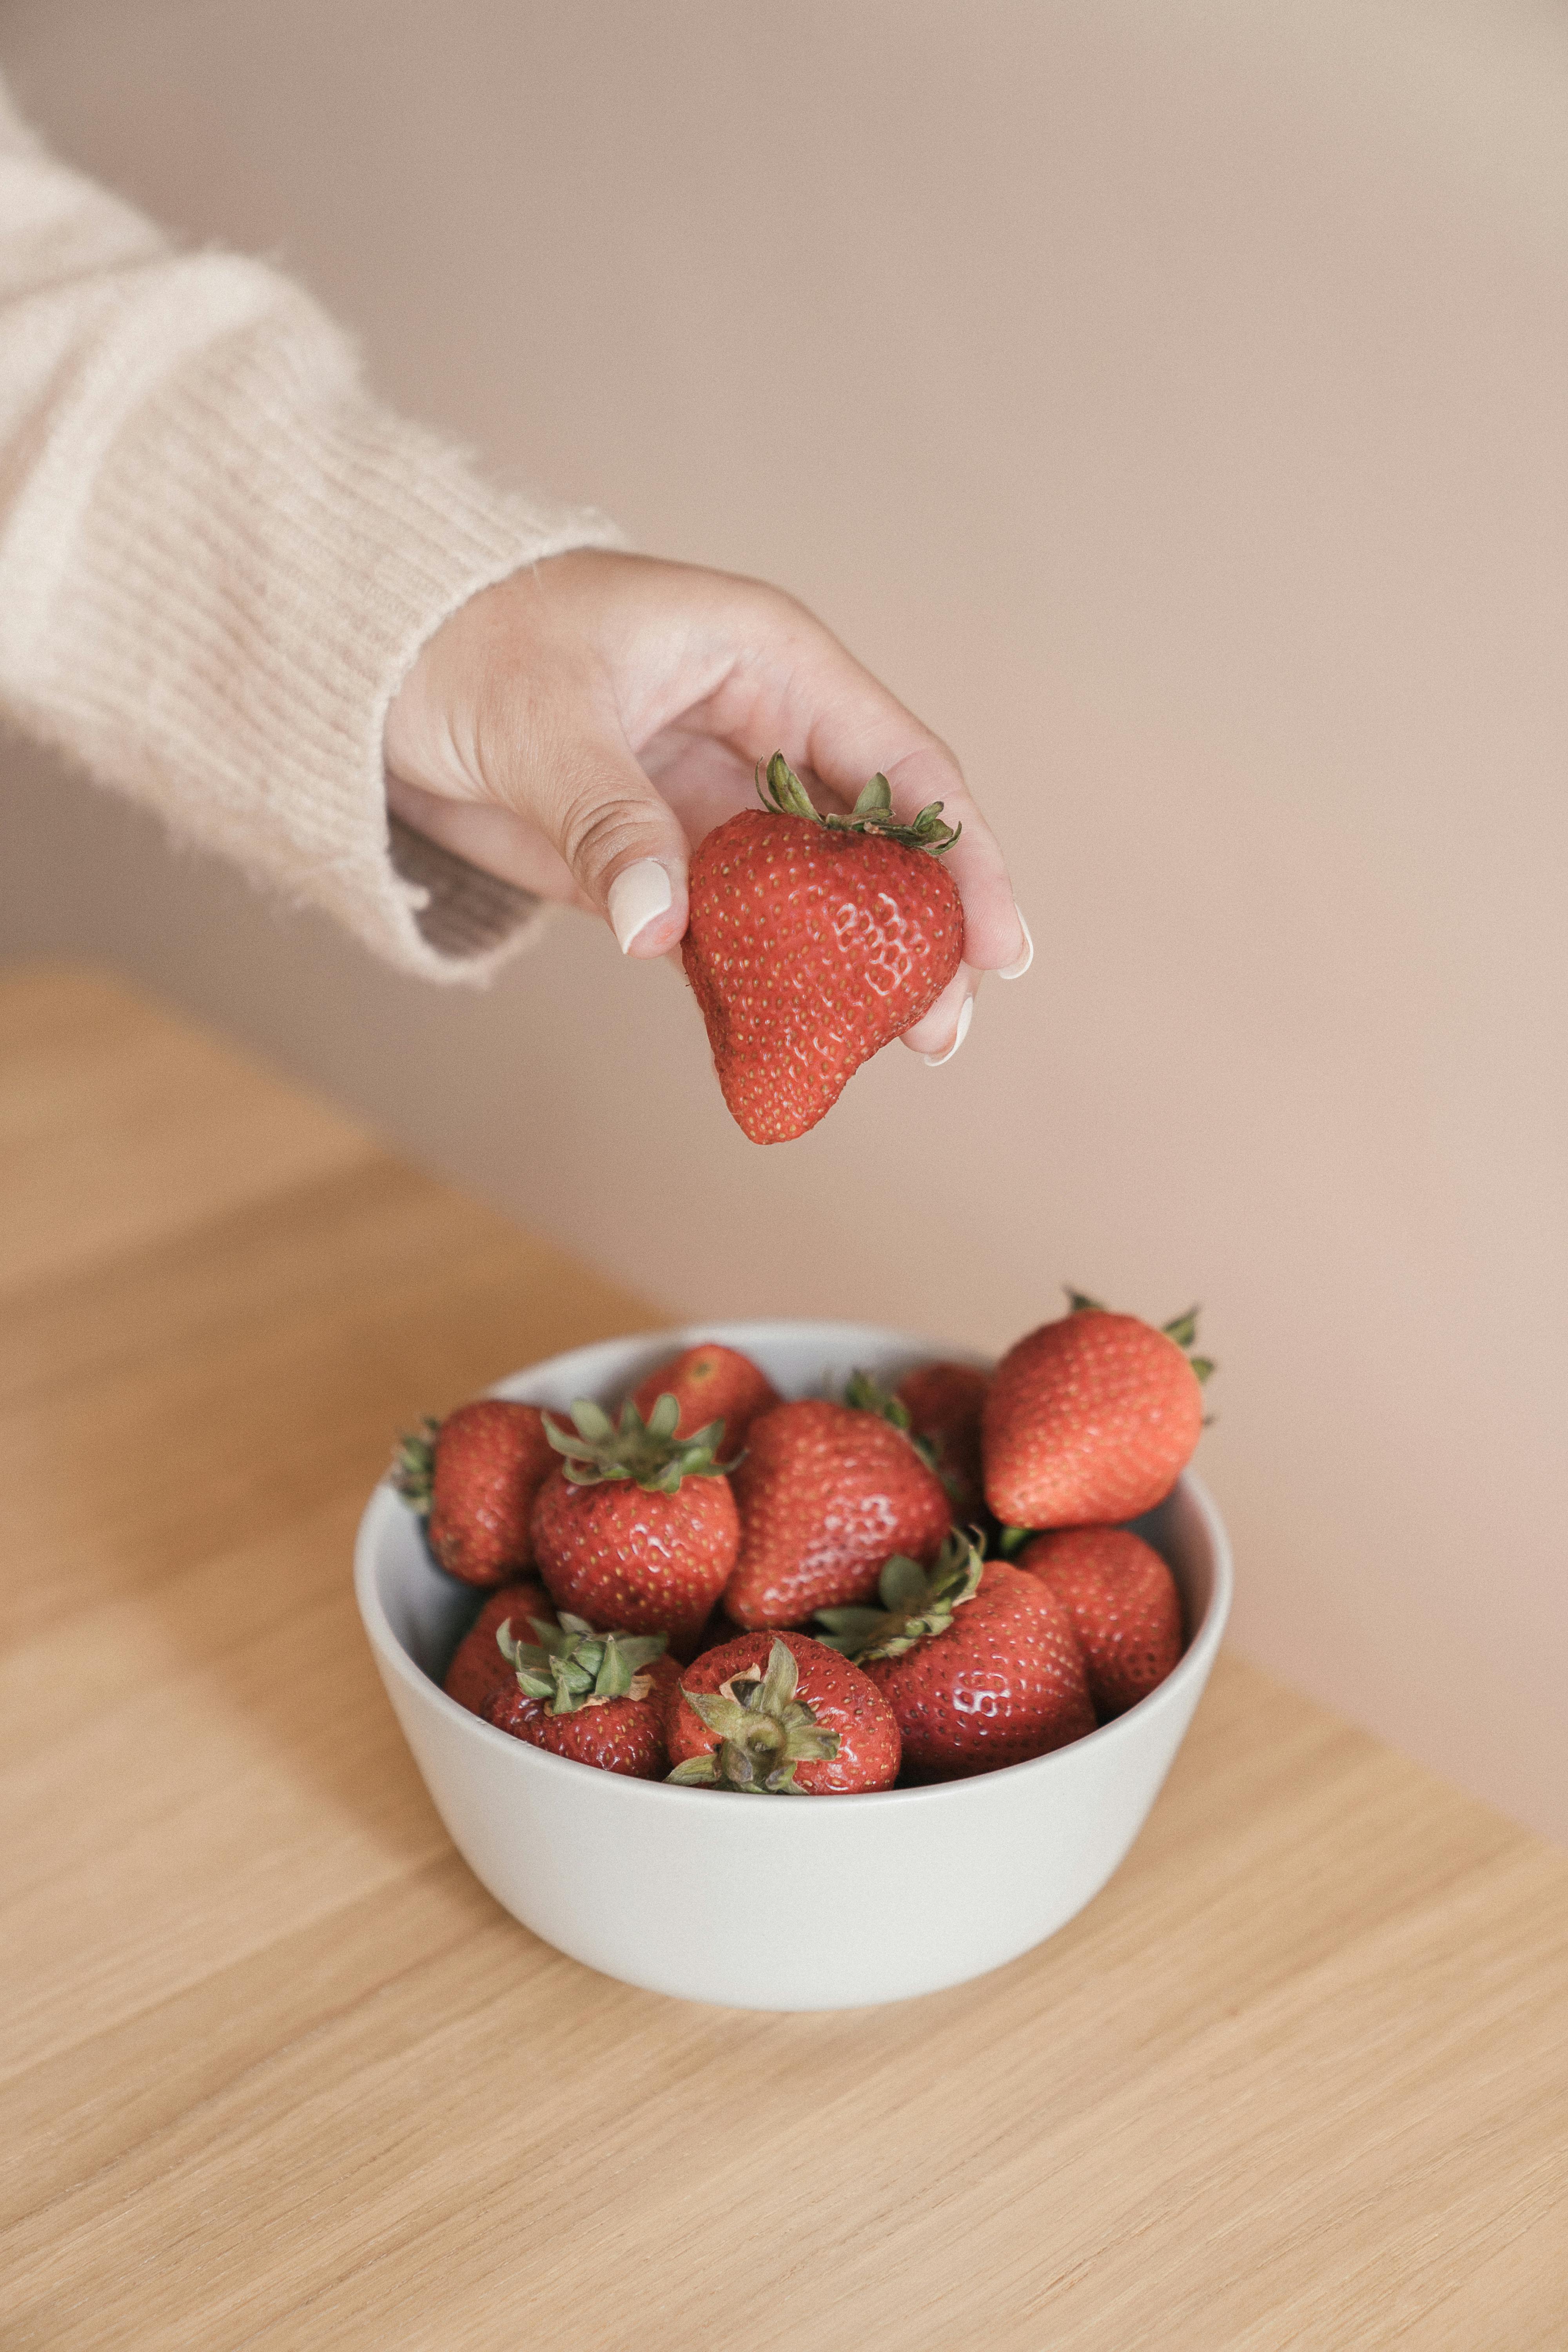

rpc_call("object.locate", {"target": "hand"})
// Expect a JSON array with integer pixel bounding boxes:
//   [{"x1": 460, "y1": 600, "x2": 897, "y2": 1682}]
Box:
[{"x1": 383, "y1": 550, "x2": 1031, "y2": 1057}]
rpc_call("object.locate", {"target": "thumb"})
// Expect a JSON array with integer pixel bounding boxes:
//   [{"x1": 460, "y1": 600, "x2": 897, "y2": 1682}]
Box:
[{"x1": 535, "y1": 735, "x2": 690, "y2": 958}]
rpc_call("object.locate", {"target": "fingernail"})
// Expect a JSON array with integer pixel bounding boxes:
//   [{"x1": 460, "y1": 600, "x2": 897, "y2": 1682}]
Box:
[
  {"x1": 608, "y1": 859, "x2": 673, "y2": 953},
  {"x1": 997, "y1": 906, "x2": 1033, "y2": 980},
  {"x1": 923, "y1": 994, "x2": 973, "y2": 1067}
]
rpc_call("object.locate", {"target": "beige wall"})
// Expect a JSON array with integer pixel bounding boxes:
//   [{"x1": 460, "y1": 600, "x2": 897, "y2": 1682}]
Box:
[{"x1": 2, "y1": 1, "x2": 1564, "y2": 1838}]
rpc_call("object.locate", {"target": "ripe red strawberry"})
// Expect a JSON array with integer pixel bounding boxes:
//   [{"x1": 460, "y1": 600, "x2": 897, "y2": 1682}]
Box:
[
  {"x1": 667, "y1": 1631, "x2": 900, "y2": 1793},
  {"x1": 631, "y1": 1342, "x2": 781, "y2": 1448},
  {"x1": 816, "y1": 1534, "x2": 1094, "y2": 1780},
  {"x1": 394, "y1": 1399, "x2": 557, "y2": 1587},
  {"x1": 530, "y1": 1394, "x2": 740, "y2": 1650},
  {"x1": 983, "y1": 1294, "x2": 1214, "y2": 1528},
  {"x1": 723, "y1": 1396, "x2": 953, "y2": 1628},
  {"x1": 896, "y1": 1360, "x2": 988, "y2": 1519},
  {"x1": 1019, "y1": 1526, "x2": 1183, "y2": 1718},
  {"x1": 486, "y1": 1611, "x2": 682, "y2": 1778},
  {"x1": 442, "y1": 1578, "x2": 555, "y2": 1717},
  {"x1": 682, "y1": 753, "x2": 966, "y2": 1145}
]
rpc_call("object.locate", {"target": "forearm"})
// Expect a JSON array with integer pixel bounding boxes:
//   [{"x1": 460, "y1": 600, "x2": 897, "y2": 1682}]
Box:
[{"x1": 0, "y1": 79, "x2": 620, "y2": 979}]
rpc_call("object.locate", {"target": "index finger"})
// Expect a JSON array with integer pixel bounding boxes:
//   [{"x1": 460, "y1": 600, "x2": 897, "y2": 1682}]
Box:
[{"x1": 789, "y1": 641, "x2": 1026, "y2": 976}]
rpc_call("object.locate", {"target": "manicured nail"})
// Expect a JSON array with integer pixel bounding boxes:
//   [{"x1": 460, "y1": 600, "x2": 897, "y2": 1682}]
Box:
[
  {"x1": 608, "y1": 859, "x2": 673, "y2": 953},
  {"x1": 997, "y1": 907, "x2": 1033, "y2": 980},
  {"x1": 923, "y1": 995, "x2": 973, "y2": 1067}
]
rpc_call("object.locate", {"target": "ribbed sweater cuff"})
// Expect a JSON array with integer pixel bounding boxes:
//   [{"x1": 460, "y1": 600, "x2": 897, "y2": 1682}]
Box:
[{"x1": 0, "y1": 259, "x2": 623, "y2": 980}]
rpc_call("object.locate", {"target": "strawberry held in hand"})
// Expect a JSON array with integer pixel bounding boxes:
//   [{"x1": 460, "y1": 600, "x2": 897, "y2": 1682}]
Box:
[
  {"x1": 724, "y1": 1393, "x2": 953, "y2": 1628},
  {"x1": 682, "y1": 753, "x2": 965, "y2": 1144},
  {"x1": 816, "y1": 1532, "x2": 1094, "y2": 1779},
  {"x1": 394, "y1": 1399, "x2": 557, "y2": 1587},
  {"x1": 631, "y1": 1342, "x2": 780, "y2": 1447},
  {"x1": 668, "y1": 1631, "x2": 900, "y2": 1793},
  {"x1": 1020, "y1": 1526, "x2": 1183, "y2": 1718},
  {"x1": 984, "y1": 1294, "x2": 1214, "y2": 1529},
  {"x1": 487, "y1": 1612, "x2": 681, "y2": 1779},
  {"x1": 530, "y1": 1393, "x2": 740, "y2": 1649}
]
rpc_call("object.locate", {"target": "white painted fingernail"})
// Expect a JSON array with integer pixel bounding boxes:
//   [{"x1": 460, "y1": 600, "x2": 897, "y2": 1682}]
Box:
[
  {"x1": 998, "y1": 906, "x2": 1033, "y2": 980},
  {"x1": 607, "y1": 859, "x2": 673, "y2": 953},
  {"x1": 923, "y1": 994, "x2": 973, "y2": 1067}
]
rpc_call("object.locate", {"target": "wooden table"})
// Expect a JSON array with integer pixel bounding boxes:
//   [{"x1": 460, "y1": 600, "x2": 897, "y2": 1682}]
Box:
[{"x1": 3, "y1": 966, "x2": 1565, "y2": 2352}]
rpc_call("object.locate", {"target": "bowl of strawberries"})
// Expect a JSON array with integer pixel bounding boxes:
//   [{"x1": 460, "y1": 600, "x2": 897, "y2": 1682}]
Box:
[{"x1": 355, "y1": 1307, "x2": 1231, "y2": 2010}]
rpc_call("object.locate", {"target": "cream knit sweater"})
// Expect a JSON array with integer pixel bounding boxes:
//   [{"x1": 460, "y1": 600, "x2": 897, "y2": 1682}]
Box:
[{"x1": 0, "y1": 79, "x2": 621, "y2": 979}]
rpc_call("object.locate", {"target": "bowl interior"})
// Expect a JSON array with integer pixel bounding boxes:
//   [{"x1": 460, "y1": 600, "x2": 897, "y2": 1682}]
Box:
[{"x1": 375, "y1": 1319, "x2": 1223, "y2": 1702}]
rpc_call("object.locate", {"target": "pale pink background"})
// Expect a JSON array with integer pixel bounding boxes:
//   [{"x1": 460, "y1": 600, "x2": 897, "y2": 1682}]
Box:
[{"x1": 2, "y1": 3, "x2": 1563, "y2": 1837}]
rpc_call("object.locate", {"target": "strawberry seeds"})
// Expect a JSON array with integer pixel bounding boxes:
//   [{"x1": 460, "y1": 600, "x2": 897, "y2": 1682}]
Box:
[{"x1": 397, "y1": 1296, "x2": 1213, "y2": 1794}]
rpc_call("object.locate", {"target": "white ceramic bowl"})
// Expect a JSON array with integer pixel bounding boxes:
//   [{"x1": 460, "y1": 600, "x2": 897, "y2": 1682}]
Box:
[{"x1": 355, "y1": 1320, "x2": 1232, "y2": 2010}]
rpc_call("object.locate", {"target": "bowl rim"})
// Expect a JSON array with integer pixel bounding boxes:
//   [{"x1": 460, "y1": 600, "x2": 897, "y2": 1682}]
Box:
[{"x1": 355, "y1": 1317, "x2": 1234, "y2": 1817}]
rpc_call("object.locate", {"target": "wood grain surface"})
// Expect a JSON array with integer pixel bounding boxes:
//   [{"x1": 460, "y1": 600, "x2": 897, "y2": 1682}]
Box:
[{"x1": 2, "y1": 965, "x2": 1565, "y2": 2352}]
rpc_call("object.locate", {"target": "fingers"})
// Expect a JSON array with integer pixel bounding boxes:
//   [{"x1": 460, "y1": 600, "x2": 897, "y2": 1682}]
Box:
[
  {"x1": 533, "y1": 733, "x2": 692, "y2": 955},
  {"x1": 383, "y1": 774, "x2": 594, "y2": 910},
  {"x1": 461, "y1": 619, "x2": 692, "y2": 954},
  {"x1": 898, "y1": 964, "x2": 979, "y2": 1061},
  {"x1": 387, "y1": 564, "x2": 691, "y2": 956},
  {"x1": 678, "y1": 579, "x2": 1029, "y2": 1060},
  {"x1": 386, "y1": 552, "x2": 1031, "y2": 1006},
  {"x1": 730, "y1": 601, "x2": 1029, "y2": 976},
  {"x1": 387, "y1": 728, "x2": 691, "y2": 956},
  {"x1": 882, "y1": 744, "x2": 1025, "y2": 978},
  {"x1": 813, "y1": 712, "x2": 1025, "y2": 976}
]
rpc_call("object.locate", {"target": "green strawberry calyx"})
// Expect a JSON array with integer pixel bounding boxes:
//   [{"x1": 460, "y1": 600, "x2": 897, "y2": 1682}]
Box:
[
  {"x1": 667, "y1": 1638, "x2": 841, "y2": 1793},
  {"x1": 543, "y1": 1394, "x2": 739, "y2": 1493},
  {"x1": 496, "y1": 1612, "x2": 668, "y2": 1716},
  {"x1": 814, "y1": 1528, "x2": 985, "y2": 1662},
  {"x1": 1065, "y1": 1288, "x2": 1216, "y2": 1385},
  {"x1": 841, "y1": 1369, "x2": 942, "y2": 1474},
  {"x1": 390, "y1": 1416, "x2": 441, "y2": 1517},
  {"x1": 757, "y1": 751, "x2": 961, "y2": 857}
]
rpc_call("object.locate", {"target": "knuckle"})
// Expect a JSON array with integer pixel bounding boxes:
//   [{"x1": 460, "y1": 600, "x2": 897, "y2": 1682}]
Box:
[
  {"x1": 554, "y1": 777, "x2": 659, "y2": 881},
  {"x1": 887, "y1": 733, "x2": 967, "y2": 796}
]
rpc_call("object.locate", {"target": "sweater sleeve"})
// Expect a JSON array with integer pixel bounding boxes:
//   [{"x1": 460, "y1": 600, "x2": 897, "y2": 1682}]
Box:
[{"x1": 0, "y1": 81, "x2": 623, "y2": 980}]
